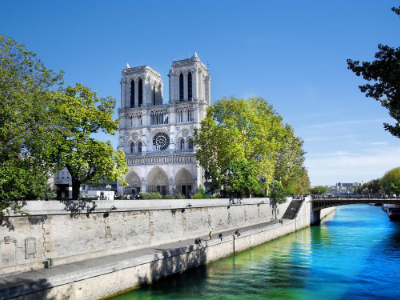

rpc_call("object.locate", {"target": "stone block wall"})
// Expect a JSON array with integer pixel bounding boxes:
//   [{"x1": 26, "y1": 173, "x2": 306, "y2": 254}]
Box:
[{"x1": 0, "y1": 198, "x2": 289, "y2": 276}]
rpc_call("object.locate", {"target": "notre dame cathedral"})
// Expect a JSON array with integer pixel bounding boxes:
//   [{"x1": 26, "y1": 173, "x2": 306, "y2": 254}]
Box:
[{"x1": 117, "y1": 52, "x2": 211, "y2": 196}]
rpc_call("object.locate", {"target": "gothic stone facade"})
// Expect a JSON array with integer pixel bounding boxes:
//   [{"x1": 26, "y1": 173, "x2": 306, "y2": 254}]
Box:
[{"x1": 118, "y1": 53, "x2": 211, "y2": 196}]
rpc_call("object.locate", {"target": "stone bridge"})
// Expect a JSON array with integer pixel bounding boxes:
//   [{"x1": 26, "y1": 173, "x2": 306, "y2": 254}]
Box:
[{"x1": 310, "y1": 197, "x2": 399, "y2": 224}]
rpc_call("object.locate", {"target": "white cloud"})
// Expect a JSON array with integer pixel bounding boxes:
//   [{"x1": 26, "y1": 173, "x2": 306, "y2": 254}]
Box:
[
  {"x1": 306, "y1": 147, "x2": 400, "y2": 186},
  {"x1": 323, "y1": 151, "x2": 354, "y2": 156},
  {"x1": 305, "y1": 118, "x2": 387, "y2": 129},
  {"x1": 371, "y1": 142, "x2": 386, "y2": 145},
  {"x1": 305, "y1": 134, "x2": 363, "y2": 142}
]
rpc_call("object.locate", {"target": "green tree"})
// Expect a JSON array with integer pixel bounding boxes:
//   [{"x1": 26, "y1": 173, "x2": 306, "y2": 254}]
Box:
[
  {"x1": 0, "y1": 35, "x2": 63, "y2": 202},
  {"x1": 270, "y1": 180, "x2": 287, "y2": 204},
  {"x1": 381, "y1": 167, "x2": 400, "y2": 194},
  {"x1": 285, "y1": 170, "x2": 310, "y2": 195},
  {"x1": 311, "y1": 186, "x2": 328, "y2": 195},
  {"x1": 274, "y1": 124, "x2": 308, "y2": 193},
  {"x1": 361, "y1": 179, "x2": 381, "y2": 194},
  {"x1": 194, "y1": 96, "x2": 306, "y2": 198},
  {"x1": 51, "y1": 84, "x2": 128, "y2": 199},
  {"x1": 347, "y1": 6, "x2": 400, "y2": 139}
]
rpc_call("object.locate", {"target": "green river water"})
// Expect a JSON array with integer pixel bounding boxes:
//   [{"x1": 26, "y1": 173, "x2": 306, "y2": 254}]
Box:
[{"x1": 111, "y1": 204, "x2": 400, "y2": 300}]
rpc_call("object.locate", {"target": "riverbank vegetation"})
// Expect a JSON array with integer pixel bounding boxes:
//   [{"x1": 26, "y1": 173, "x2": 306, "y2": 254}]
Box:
[
  {"x1": 0, "y1": 36, "x2": 127, "y2": 213},
  {"x1": 194, "y1": 96, "x2": 309, "y2": 199},
  {"x1": 343, "y1": 167, "x2": 400, "y2": 195},
  {"x1": 310, "y1": 186, "x2": 329, "y2": 195}
]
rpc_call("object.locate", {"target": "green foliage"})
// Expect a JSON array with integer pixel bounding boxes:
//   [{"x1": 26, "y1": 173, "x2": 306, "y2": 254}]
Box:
[
  {"x1": 360, "y1": 179, "x2": 381, "y2": 194},
  {"x1": 139, "y1": 192, "x2": 162, "y2": 199},
  {"x1": 0, "y1": 35, "x2": 63, "y2": 203},
  {"x1": 381, "y1": 167, "x2": 400, "y2": 194},
  {"x1": 285, "y1": 169, "x2": 310, "y2": 195},
  {"x1": 347, "y1": 6, "x2": 400, "y2": 139},
  {"x1": 191, "y1": 185, "x2": 207, "y2": 199},
  {"x1": 163, "y1": 192, "x2": 186, "y2": 199},
  {"x1": 50, "y1": 84, "x2": 128, "y2": 199},
  {"x1": 311, "y1": 186, "x2": 329, "y2": 195},
  {"x1": 270, "y1": 180, "x2": 287, "y2": 204},
  {"x1": 274, "y1": 124, "x2": 307, "y2": 190},
  {"x1": 194, "y1": 96, "x2": 308, "y2": 197},
  {"x1": 175, "y1": 192, "x2": 186, "y2": 199}
]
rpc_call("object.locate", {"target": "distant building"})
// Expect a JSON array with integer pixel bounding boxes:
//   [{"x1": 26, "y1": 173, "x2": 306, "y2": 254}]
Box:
[
  {"x1": 335, "y1": 182, "x2": 361, "y2": 191},
  {"x1": 53, "y1": 167, "x2": 117, "y2": 199}
]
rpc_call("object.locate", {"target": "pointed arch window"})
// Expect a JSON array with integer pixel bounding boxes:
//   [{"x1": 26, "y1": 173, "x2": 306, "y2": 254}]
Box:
[
  {"x1": 180, "y1": 139, "x2": 185, "y2": 150},
  {"x1": 188, "y1": 72, "x2": 192, "y2": 99},
  {"x1": 138, "y1": 78, "x2": 143, "y2": 107},
  {"x1": 179, "y1": 73, "x2": 184, "y2": 101},
  {"x1": 188, "y1": 138, "x2": 194, "y2": 151},
  {"x1": 130, "y1": 80, "x2": 135, "y2": 108},
  {"x1": 153, "y1": 85, "x2": 156, "y2": 105},
  {"x1": 138, "y1": 142, "x2": 142, "y2": 153},
  {"x1": 130, "y1": 142, "x2": 135, "y2": 153}
]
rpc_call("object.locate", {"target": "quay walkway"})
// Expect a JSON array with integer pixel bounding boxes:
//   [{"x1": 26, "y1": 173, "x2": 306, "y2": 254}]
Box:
[{"x1": 0, "y1": 219, "x2": 281, "y2": 300}]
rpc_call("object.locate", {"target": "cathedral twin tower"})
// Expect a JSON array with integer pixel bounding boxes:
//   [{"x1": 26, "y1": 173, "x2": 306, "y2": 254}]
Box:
[{"x1": 118, "y1": 53, "x2": 211, "y2": 196}]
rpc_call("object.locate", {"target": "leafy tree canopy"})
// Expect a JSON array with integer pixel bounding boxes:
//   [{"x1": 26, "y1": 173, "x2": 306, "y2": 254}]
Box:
[
  {"x1": 270, "y1": 180, "x2": 287, "y2": 204},
  {"x1": 347, "y1": 6, "x2": 400, "y2": 139},
  {"x1": 310, "y1": 186, "x2": 328, "y2": 195},
  {"x1": 194, "y1": 96, "x2": 308, "y2": 198},
  {"x1": 51, "y1": 84, "x2": 128, "y2": 199},
  {"x1": 359, "y1": 179, "x2": 381, "y2": 194},
  {"x1": 381, "y1": 167, "x2": 400, "y2": 194},
  {"x1": 0, "y1": 35, "x2": 128, "y2": 207},
  {"x1": 0, "y1": 35, "x2": 63, "y2": 202}
]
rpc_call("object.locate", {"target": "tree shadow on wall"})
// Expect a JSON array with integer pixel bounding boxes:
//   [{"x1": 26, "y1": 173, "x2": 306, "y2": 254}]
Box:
[
  {"x1": 0, "y1": 216, "x2": 15, "y2": 231},
  {"x1": 0, "y1": 200, "x2": 28, "y2": 231},
  {"x1": 136, "y1": 244, "x2": 208, "y2": 293},
  {"x1": 0, "y1": 277, "x2": 59, "y2": 300},
  {"x1": 59, "y1": 200, "x2": 97, "y2": 218},
  {"x1": 270, "y1": 201, "x2": 279, "y2": 220}
]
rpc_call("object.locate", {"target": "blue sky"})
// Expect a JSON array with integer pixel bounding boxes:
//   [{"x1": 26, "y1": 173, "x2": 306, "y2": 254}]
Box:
[{"x1": 1, "y1": 0, "x2": 400, "y2": 186}]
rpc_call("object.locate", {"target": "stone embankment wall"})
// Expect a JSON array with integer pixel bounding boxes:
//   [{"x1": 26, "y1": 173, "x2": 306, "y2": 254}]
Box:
[
  {"x1": 0, "y1": 198, "x2": 290, "y2": 276},
  {"x1": 0, "y1": 198, "x2": 335, "y2": 300}
]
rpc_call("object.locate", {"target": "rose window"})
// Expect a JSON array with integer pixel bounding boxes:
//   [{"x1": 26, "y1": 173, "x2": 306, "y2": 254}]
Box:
[{"x1": 153, "y1": 132, "x2": 170, "y2": 150}]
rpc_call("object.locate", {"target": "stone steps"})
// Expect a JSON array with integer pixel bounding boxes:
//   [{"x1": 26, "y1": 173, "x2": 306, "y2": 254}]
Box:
[{"x1": 282, "y1": 200, "x2": 304, "y2": 219}]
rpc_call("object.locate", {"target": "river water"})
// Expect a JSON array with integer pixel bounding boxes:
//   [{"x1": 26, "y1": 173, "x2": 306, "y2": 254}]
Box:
[{"x1": 111, "y1": 204, "x2": 400, "y2": 300}]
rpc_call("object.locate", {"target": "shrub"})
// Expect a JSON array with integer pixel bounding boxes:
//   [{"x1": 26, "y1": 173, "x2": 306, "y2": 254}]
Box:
[
  {"x1": 175, "y1": 192, "x2": 186, "y2": 199},
  {"x1": 139, "y1": 192, "x2": 162, "y2": 200},
  {"x1": 191, "y1": 185, "x2": 208, "y2": 199}
]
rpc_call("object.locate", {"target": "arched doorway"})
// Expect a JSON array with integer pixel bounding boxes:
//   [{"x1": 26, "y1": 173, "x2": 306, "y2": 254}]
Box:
[
  {"x1": 146, "y1": 167, "x2": 169, "y2": 195},
  {"x1": 124, "y1": 171, "x2": 142, "y2": 196},
  {"x1": 174, "y1": 168, "x2": 194, "y2": 197}
]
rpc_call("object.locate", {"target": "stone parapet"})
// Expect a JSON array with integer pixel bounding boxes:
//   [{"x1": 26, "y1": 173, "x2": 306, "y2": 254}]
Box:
[
  {"x1": 0, "y1": 198, "x2": 288, "y2": 276},
  {"x1": 0, "y1": 198, "x2": 336, "y2": 300}
]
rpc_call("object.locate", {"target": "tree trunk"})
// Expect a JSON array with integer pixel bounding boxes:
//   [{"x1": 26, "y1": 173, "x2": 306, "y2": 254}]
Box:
[{"x1": 72, "y1": 178, "x2": 81, "y2": 200}]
